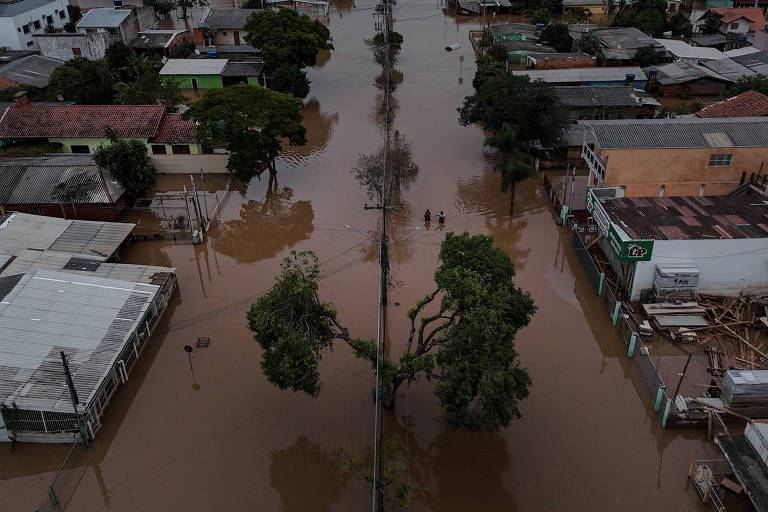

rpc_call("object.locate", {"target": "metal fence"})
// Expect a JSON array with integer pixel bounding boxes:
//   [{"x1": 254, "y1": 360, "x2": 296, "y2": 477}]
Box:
[
  {"x1": 35, "y1": 435, "x2": 87, "y2": 512},
  {"x1": 570, "y1": 224, "x2": 674, "y2": 427}
]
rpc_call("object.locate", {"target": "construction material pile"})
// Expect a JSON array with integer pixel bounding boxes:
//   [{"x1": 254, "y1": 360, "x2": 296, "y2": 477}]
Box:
[{"x1": 722, "y1": 370, "x2": 768, "y2": 407}]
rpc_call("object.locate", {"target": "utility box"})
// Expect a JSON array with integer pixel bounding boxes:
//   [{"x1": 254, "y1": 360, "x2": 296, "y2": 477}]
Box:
[{"x1": 653, "y1": 266, "x2": 700, "y2": 301}]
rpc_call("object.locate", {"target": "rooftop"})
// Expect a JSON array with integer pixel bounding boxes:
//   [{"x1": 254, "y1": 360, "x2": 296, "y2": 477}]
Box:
[
  {"x1": 0, "y1": 0, "x2": 58, "y2": 17},
  {"x1": 650, "y1": 60, "x2": 730, "y2": 85},
  {"x1": 0, "y1": 212, "x2": 134, "y2": 259},
  {"x1": 0, "y1": 105, "x2": 173, "y2": 139},
  {"x1": 0, "y1": 156, "x2": 125, "y2": 205},
  {"x1": 528, "y1": 52, "x2": 595, "y2": 60},
  {"x1": 711, "y1": 7, "x2": 767, "y2": 32},
  {"x1": 76, "y1": 7, "x2": 132, "y2": 28},
  {"x1": 579, "y1": 117, "x2": 768, "y2": 149},
  {"x1": 487, "y1": 23, "x2": 538, "y2": 40},
  {"x1": 496, "y1": 39, "x2": 554, "y2": 52},
  {"x1": 159, "y1": 58, "x2": 229, "y2": 75},
  {"x1": 731, "y1": 50, "x2": 768, "y2": 73},
  {"x1": 725, "y1": 46, "x2": 761, "y2": 58},
  {"x1": 554, "y1": 86, "x2": 660, "y2": 107},
  {"x1": 696, "y1": 90, "x2": 768, "y2": 118},
  {"x1": 654, "y1": 38, "x2": 726, "y2": 60},
  {"x1": 698, "y1": 58, "x2": 756, "y2": 81},
  {"x1": 221, "y1": 61, "x2": 264, "y2": 77},
  {"x1": 0, "y1": 55, "x2": 64, "y2": 88},
  {"x1": 199, "y1": 7, "x2": 259, "y2": 29},
  {"x1": 593, "y1": 27, "x2": 666, "y2": 52},
  {"x1": 601, "y1": 195, "x2": 768, "y2": 241},
  {"x1": 691, "y1": 33, "x2": 728, "y2": 46},
  {"x1": 129, "y1": 30, "x2": 188, "y2": 49},
  {"x1": 510, "y1": 66, "x2": 647, "y2": 83},
  {"x1": 148, "y1": 113, "x2": 197, "y2": 144},
  {"x1": 0, "y1": 270, "x2": 162, "y2": 413}
]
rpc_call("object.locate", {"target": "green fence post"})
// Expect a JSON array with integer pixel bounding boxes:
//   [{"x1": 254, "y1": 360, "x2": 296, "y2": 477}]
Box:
[
  {"x1": 560, "y1": 205, "x2": 568, "y2": 225},
  {"x1": 627, "y1": 333, "x2": 636, "y2": 358},
  {"x1": 611, "y1": 302, "x2": 620, "y2": 325},
  {"x1": 597, "y1": 273, "x2": 605, "y2": 296},
  {"x1": 661, "y1": 397, "x2": 672, "y2": 428},
  {"x1": 654, "y1": 384, "x2": 665, "y2": 412}
]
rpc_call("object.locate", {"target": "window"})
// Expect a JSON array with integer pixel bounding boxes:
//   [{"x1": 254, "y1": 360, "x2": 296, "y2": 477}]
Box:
[
  {"x1": 151, "y1": 144, "x2": 167, "y2": 155},
  {"x1": 26, "y1": 41, "x2": 33, "y2": 46},
  {"x1": 708, "y1": 154, "x2": 733, "y2": 167},
  {"x1": 22, "y1": 24, "x2": 29, "y2": 34},
  {"x1": 108, "y1": 27, "x2": 119, "y2": 35},
  {"x1": 730, "y1": 22, "x2": 739, "y2": 29},
  {"x1": 59, "y1": 9, "x2": 66, "y2": 19},
  {"x1": 172, "y1": 144, "x2": 191, "y2": 154},
  {"x1": 46, "y1": 15, "x2": 53, "y2": 25},
  {"x1": 86, "y1": 28, "x2": 97, "y2": 33},
  {"x1": 72, "y1": 47, "x2": 81, "y2": 55},
  {"x1": 659, "y1": 184, "x2": 665, "y2": 197},
  {"x1": 70, "y1": 145, "x2": 91, "y2": 154},
  {"x1": 699, "y1": 184, "x2": 705, "y2": 197},
  {"x1": 33, "y1": 20, "x2": 40, "y2": 30}
]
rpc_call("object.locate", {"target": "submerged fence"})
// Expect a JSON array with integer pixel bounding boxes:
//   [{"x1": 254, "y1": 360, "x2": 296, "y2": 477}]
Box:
[
  {"x1": 35, "y1": 435, "x2": 87, "y2": 512},
  {"x1": 570, "y1": 224, "x2": 675, "y2": 427}
]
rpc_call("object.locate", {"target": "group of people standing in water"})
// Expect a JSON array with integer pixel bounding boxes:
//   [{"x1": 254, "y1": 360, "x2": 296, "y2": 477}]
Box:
[{"x1": 423, "y1": 209, "x2": 445, "y2": 225}]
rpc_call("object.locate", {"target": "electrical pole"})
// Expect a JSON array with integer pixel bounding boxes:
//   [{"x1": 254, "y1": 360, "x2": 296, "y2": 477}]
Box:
[{"x1": 61, "y1": 351, "x2": 89, "y2": 447}]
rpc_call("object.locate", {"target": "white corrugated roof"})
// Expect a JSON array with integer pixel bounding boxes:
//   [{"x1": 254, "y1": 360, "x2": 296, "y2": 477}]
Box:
[
  {"x1": 511, "y1": 66, "x2": 647, "y2": 83},
  {"x1": 655, "y1": 38, "x2": 727, "y2": 60},
  {"x1": 159, "y1": 58, "x2": 229, "y2": 75},
  {"x1": 76, "y1": 7, "x2": 131, "y2": 28},
  {"x1": 725, "y1": 46, "x2": 761, "y2": 58}
]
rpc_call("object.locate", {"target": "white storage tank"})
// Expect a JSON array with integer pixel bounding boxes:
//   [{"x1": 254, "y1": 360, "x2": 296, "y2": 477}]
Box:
[{"x1": 653, "y1": 265, "x2": 700, "y2": 294}]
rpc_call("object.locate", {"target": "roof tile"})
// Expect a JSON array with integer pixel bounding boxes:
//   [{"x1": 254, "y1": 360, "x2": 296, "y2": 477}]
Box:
[
  {"x1": 148, "y1": 113, "x2": 197, "y2": 144},
  {"x1": 696, "y1": 90, "x2": 768, "y2": 118}
]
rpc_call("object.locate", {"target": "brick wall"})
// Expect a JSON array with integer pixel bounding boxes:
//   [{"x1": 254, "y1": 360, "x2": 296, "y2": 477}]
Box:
[
  {"x1": 533, "y1": 55, "x2": 596, "y2": 69},
  {"x1": 0, "y1": 77, "x2": 21, "y2": 89}
]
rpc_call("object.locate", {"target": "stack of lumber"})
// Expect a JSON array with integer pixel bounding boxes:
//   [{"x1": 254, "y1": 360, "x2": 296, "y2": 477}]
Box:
[{"x1": 643, "y1": 302, "x2": 709, "y2": 332}]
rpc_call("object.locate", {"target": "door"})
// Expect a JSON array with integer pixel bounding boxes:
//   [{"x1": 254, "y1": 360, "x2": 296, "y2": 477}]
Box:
[
  {"x1": 233, "y1": 31, "x2": 240, "y2": 45},
  {"x1": 191, "y1": 78, "x2": 199, "y2": 91}
]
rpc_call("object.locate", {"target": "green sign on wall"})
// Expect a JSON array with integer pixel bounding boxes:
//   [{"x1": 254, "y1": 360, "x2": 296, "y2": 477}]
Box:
[{"x1": 587, "y1": 190, "x2": 654, "y2": 262}]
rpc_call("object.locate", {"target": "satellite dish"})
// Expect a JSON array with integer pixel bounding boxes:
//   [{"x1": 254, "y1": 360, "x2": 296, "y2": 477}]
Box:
[
  {"x1": 56, "y1": 95, "x2": 64, "y2": 101},
  {"x1": 194, "y1": 48, "x2": 200, "y2": 55}
]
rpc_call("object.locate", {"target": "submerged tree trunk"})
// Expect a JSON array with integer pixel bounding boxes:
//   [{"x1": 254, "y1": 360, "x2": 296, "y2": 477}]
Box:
[
  {"x1": 509, "y1": 180, "x2": 516, "y2": 216},
  {"x1": 267, "y1": 159, "x2": 278, "y2": 193}
]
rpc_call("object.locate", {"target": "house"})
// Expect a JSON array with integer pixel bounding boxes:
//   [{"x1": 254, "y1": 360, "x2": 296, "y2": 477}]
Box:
[
  {"x1": 579, "y1": 117, "x2": 768, "y2": 197},
  {"x1": 496, "y1": 40, "x2": 556, "y2": 64},
  {"x1": 691, "y1": 33, "x2": 729, "y2": 49},
  {"x1": 527, "y1": 52, "x2": 596, "y2": 69},
  {"x1": 654, "y1": 38, "x2": 727, "y2": 63},
  {"x1": 0, "y1": 0, "x2": 69, "y2": 51},
  {"x1": 696, "y1": 90, "x2": 768, "y2": 117},
  {"x1": 159, "y1": 58, "x2": 265, "y2": 90},
  {"x1": 711, "y1": 7, "x2": 767, "y2": 38},
  {"x1": 0, "y1": 156, "x2": 128, "y2": 220},
  {"x1": 37, "y1": 5, "x2": 156, "y2": 61},
  {"x1": 0, "y1": 54, "x2": 63, "y2": 88},
  {"x1": 0, "y1": 212, "x2": 176, "y2": 443},
  {"x1": 592, "y1": 27, "x2": 668, "y2": 63},
  {"x1": 0, "y1": 104, "x2": 201, "y2": 156},
  {"x1": 128, "y1": 30, "x2": 191, "y2": 57},
  {"x1": 554, "y1": 86, "x2": 659, "y2": 121},
  {"x1": 196, "y1": 8, "x2": 259, "y2": 47},
  {"x1": 585, "y1": 191, "x2": 768, "y2": 300},
  {"x1": 511, "y1": 67, "x2": 647, "y2": 87},
  {"x1": 730, "y1": 49, "x2": 768, "y2": 73},
  {"x1": 646, "y1": 61, "x2": 730, "y2": 97},
  {"x1": 561, "y1": 0, "x2": 608, "y2": 16}
]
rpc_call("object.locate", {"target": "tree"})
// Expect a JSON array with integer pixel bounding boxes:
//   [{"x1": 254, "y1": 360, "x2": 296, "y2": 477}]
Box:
[
  {"x1": 64, "y1": 5, "x2": 81, "y2": 32},
  {"x1": 729, "y1": 74, "x2": 768, "y2": 96},
  {"x1": 271, "y1": 65, "x2": 311, "y2": 99},
  {"x1": 484, "y1": 123, "x2": 536, "y2": 215},
  {"x1": 242, "y1": 0, "x2": 264, "y2": 8},
  {"x1": 487, "y1": 44, "x2": 509, "y2": 63},
  {"x1": 531, "y1": 8, "x2": 550, "y2": 25},
  {"x1": 565, "y1": 6, "x2": 592, "y2": 23},
  {"x1": 244, "y1": 8, "x2": 333, "y2": 72},
  {"x1": 365, "y1": 31, "x2": 404, "y2": 65},
  {"x1": 352, "y1": 131, "x2": 418, "y2": 204},
  {"x1": 184, "y1": 84, "x2": 306, "y2": 183},
  {"x1": 539, "y1": 23, "x2": 572, "y2": 52},
  {"x1": 666, "y1": 12, "x2": 692, "y2": 37},
  {"x1": 169, "y1": 39, "x2": 196, "y2": 59},
  {"x1": 577, "y1": 31, "x2": 600, "y2": 55},
  {"x1": 701, "y1": 11, "x2": 724, "y2": 35},
  {"x1": 44, "y1": 23, "x2": 62, "y2": 33},
  {"x1": 248, "y1": 233, "x2": 536, "y2": 431},
  {"x1": 632, "y1": 45, "x2": 667, "y2": 66},
  {"x1": 105, "y1": 41, "x2": 134, "y2": 81},
  {"x1": 116, "y1": 71, "x2": 185, "y2": 106},
  {"x1": 144, "y1": 0, "x2": 173, "y2": 16},
  {"x1": 472, "y1": 54, "x2": 507, "y2": 90},
  {"x1": 459, "y1": 72, "x2": 566, "y2": 146},
  {"x1": 613, "y1": 0, "x2": 667, "y2": 36},
  {"x1": 47, "y1": 57, "x2": 113, "y2": 104},
  {"x1": 93, "y1": 127, "x2": 157, "y2": 196},
  {"x1": 176, "y1": 0, "x2": 208, "y2": 20}
]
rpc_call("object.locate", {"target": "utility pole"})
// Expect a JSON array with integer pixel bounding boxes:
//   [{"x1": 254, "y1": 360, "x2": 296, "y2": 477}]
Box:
[{"x1": 61, "y1": 351, "x2": 89, "y2": 447}]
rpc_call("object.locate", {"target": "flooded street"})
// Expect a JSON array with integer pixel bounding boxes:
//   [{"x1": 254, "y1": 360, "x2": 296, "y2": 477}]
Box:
[{"x1": 0, "y1": 1, "x2": 749, "y2": 511}]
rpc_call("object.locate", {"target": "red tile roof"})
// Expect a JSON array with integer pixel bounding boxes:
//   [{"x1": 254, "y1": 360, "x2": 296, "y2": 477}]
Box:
[
  {"x1": 696, "y1": 90, "x2": 768, "y2": 118},
  {"x1": 149, "y1": 113, "x2": 197, "y2": 143},
  {"x1": 0, "y1": 105, "x2": 166, "y2": 139},
  {"x1": 711, "y1": 7, "x2": 767, "y2": 32}
]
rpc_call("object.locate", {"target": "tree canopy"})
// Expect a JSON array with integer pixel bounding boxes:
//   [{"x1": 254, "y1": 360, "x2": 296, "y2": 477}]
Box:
[
  {"x1": 116, "y1": 70, "x2": 184, "y2": 106},
  {"x1": 352, "y1": 131, "x2": 418, "y2": 204},
  {"x1": 539, "y1": 23, "x2": 572, "y2": 53},
  {"x1": 728, "y1": 74, "x2": 768, "y2": 96},
  {"x1": 47, "y1": 57, "x2": 113, "y2": 104},
  {"x1": 93, "y1": 127, "x2": 156, "y2": 196},
  {"x1": 484, "y1": 123, "x2": 536, "y2": 214},
  {"x1": 184, "y1": 84, "x2": 306, "y2": 183},
  {"x1": 666, "y1": 12, "x2": 693, "y2": 37},
  {"x1": 248, "y1": 233, "x2": 536, "y2": 431},
  {"x1": 271, "y1": 65, "x2": 311, "y2": 99},
  {"x1": 244, "y1": 8, "x2": 333, "y2": 72},
  {"x1": 701, "y1": 11, "x2": 724, "y2": 35},
  {"x1": 613, "y1": 0, "x2": 667, "y2": 37}
]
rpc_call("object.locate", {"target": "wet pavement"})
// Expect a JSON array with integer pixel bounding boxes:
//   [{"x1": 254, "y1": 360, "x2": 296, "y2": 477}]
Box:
[{"x1": 0, "y1": 2, "x2": 753, "y2": 511}]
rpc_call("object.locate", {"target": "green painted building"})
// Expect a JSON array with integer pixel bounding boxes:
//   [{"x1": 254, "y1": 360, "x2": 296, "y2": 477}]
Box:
[{"x1": 159, "y1": 58, "x2": 265, "y2": 91}]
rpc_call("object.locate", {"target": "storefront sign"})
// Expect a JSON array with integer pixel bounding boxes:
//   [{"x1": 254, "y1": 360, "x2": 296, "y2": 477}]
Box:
[{"x1": 587, "y1": 190, "x2": 654, "y2": 262}]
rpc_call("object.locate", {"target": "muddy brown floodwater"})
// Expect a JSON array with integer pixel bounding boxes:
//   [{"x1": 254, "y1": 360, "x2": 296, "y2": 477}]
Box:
[{"x1": 0, "y1": 2, "x2": 753, "y2": 511}]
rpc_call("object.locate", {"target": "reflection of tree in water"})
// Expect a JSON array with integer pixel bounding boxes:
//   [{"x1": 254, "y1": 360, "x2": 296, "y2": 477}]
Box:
[
  {"x1": 280, "y1": 99, "x2": 339, "y2": 165},
  {"x1": 269, "y1": 436, "x2": 350, "y2": 512},
  {"x1": 455, "y1": 171, "x2": 530, "y2": 269},
  {"x1": 357, "y1": 205, "x2": 416, "y2": 269},
  {"x1": 370, "y1": 69, "x2": 404, "y2": 127},
  {"x1": 314, "y1": 48, "x2": 333, "y2": 68},
  {"x1": 213, "y1": 186, "x2": 313, "y2": 263}
]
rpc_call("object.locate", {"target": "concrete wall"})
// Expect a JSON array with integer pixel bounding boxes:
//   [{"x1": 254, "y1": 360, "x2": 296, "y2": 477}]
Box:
[
  {"x1": 601, "y1": 147, "x2": 766, "y2": 197},
  {"x1": 721, "y1": 18, "x2": 751, "y2": 35},
  {"x1": 529, "y1": 55, "x2": 596, "y2": 69},
  {"x1": 630, "y1": 238, "x2": 768, "y2": 299},
  {"x1": 0, "y1": 0, "x2": 69, "y2": 50},
  {"x1": 212, "y1": 29, "x2": 248, "y2": 45},
  {"x1": 36, "y1": 32, "x2": 117, "y2": 60},
  {"x1": 754, "y1": 29, "x2": 768, "y2": 51},
  {"x1": 151, "y1": 153, "x2": 229, "y2": 174},
  {"x1": 164, "y1": 74, "x2": 223, "y2": 89},
  {"x1": 50, "y1": 137, "x2": 202, "y2": 156}
]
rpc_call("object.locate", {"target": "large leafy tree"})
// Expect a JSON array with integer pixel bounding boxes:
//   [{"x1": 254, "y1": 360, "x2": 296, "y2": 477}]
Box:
[
  {"x1": 485, "y1": 123, "x2": 536, "y2": 215},
  {"x1": 728, "y1": 74, "x2": 768, "y2": 96},
  {"x1": 459, "y1": 71, "x2": 566, "y2": 146},
  {"x1": 248, "y1": 233, "x2": 536, "y2": 431},
  {"x1": 539, "y1": 23, "x2": 572, "y2": 52},
  {"x1": 701, "y1": 11, "x2": 724, "y2": 35},
  {"x1": 244, "y1": 8, "x2": 333, "y2": 72},
  {"x1": 613, "y1": 0, "x2": 667, "y2": 36},
  {"x1": 352, "y1": 131, "x2": 418, "y2": 204},
  {"x1": 271, "y1": 65, "x2": 311, "y2": 99},
  {"x1": 47, "y1": 57, "x2": 113, "y2": 104},
  {"x1": 93, "y1": 127, "x2": 156, "y2": 196},
  {"x1": 116, "y1": 70, "x2": 185, "y2": 106},
  {"x1": 666, "y1": 12, "x2": 692, "y2": 37},
  {"x1": 184, "y1": 84, "x2": 306, "y2": 183},
  {"x1": 176, "y1": 0, "x2": 208, "y2": 20}
]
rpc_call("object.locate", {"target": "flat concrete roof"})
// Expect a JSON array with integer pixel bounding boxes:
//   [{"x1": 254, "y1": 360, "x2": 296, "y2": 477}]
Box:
[{"x1": 159, "y1": 58, "x2": 229, "y2": 75}]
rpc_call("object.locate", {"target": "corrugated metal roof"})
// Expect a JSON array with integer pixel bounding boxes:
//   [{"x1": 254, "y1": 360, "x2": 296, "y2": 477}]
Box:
[
  {"x1": 48, "y1": 220, "x2": 134, "y2": 257},
  {"x1": 159, "y1": 58, "x2": 229, "y2": 75},
  {"x1": 651, "y1": 60, "x2": 730, "y2": 85},
  {"x1": 0, "y1": 270, "x2": 161, "y2": 412},
  {"x1": 221, "y1": 61, "x2": 264, "y2": 77},
  {"x1": 554, "y1": 86, "x2": 660, "y2": 107},
  {"x1": 725, "y1": 46, "x2": 761, "y2": 58},
  {"x1": 698, "y1": 58, "x2": 756, "y2": 81},
  {"x1": 200, "y1": 8, "x2": 258, "y2": 29},
  {"x1": 76, "y1": 7, "x2": 131, "y2": 28},
  {"x1": 0, "y1": 0, "x2": 58, "y2": 17},
  {"x1": 601, "y1": 195, "x2": 768, "y2": 240},
  {"x1": 594, "y1": 27, "x2": 666, "y2": 52},
  {"x1": 511, "y1": 66, "x2": 647, "y2": 83},
  {"x1": 0, "y1": 55, "x2": 64, "y2": 88},
  {"x1": 654, "y1": 38, "x2": 726, "y2": 60},
  {"x1": 578, "y1": 117, "x2": 768, "y2": 149}
]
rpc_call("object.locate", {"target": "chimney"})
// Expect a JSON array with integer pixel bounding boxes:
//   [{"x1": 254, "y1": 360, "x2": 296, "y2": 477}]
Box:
[{"x1": 13, "y1": 90, "x2": 29, "y2": 107}]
